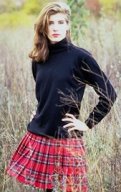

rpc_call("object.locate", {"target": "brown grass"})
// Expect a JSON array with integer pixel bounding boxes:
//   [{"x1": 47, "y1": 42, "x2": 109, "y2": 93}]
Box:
[{"x1": 0, "y1": 18, "x2": 121, "y2": 192}]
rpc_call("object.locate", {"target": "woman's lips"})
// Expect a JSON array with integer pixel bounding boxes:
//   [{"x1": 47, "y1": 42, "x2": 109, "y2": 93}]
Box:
[{"x1": 52, "y1": 34, "x2": 60, "y2": 37}]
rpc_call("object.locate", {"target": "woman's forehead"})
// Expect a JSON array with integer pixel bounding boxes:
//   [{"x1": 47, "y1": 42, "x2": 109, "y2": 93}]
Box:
[{"x1": 49, "y1": 13, "x2": 66, "y2": 21}]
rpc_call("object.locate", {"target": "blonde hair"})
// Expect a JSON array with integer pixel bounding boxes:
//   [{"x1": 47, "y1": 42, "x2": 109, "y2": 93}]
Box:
[{"x1": 29, "y1": 2, "x2": 71, "y2": 62}]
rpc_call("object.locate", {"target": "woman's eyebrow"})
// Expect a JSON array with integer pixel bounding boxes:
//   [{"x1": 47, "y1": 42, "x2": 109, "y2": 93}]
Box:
[
  {"x1": 49, "y1": 19, "x2": 65, "y2": 22},
  {"x1": 58, "y1": 19, "x2": 65, "y2": 22}
]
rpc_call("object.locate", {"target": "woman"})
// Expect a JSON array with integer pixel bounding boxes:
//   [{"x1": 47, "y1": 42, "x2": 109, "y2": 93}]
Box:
[{"x1": 7, "y1": 2, "x2": 117, "y2": 192}]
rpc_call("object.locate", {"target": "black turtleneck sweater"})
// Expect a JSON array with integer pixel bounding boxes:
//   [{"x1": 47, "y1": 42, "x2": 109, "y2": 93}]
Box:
[{"x1": 27, "y1": 38, "x2": 117, "y2": 138}]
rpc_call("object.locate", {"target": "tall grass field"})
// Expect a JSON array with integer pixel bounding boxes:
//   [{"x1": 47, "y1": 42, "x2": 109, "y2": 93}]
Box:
[{"x1": 0, "y1": 17, "x2": 121, "y2": 192}]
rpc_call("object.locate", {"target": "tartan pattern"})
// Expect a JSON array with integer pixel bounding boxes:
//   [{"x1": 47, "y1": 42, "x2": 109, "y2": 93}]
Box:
[{"x1": 7, "y1": 131, "x2": 88, "y2": 192}]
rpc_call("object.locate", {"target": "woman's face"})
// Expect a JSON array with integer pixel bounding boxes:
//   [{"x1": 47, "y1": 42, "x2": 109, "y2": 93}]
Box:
[{"x1": 47, "y1": 13, "x2": 69, "y2": 44}]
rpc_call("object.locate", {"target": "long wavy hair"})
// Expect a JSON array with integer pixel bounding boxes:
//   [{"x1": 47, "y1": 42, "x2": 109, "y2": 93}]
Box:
[{"x1": 29, "y1": 2, "x2": 71, "y2": 62}]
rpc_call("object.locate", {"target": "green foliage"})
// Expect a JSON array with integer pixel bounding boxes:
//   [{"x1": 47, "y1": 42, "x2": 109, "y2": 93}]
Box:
[
  {"x1": 99, "y1": 0, "x2": 121, "y2": 16},
  {"x1": 0, "y1": 0, "x2": 121, "y2": 29},
  {"x1": 0, "y1": 11, "x2": 35, "y2": 28},
  {"x1": 0, "y1": 0, "x2": 52, "y2": 28},
  {"x1": 23, "y1": 0, "x2": 49, "y2": 15},
  {"x1": 23, "y1": 0, "x2": 42, "y2": 15},
  {"x1": 67, "y1": 0, "x2": 89, "y2": 43},
  {"x1": 0, "y1": 0, "x2": 50, "y2": 28}
]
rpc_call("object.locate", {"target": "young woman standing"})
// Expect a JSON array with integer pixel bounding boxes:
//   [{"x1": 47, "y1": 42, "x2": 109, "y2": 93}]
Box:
[{"x1": 7, "y1": 2, "x2": 117, "y2": 192}]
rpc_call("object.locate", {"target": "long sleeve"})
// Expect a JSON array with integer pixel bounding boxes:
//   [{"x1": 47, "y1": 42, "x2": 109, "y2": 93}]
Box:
[{"x1": 81, "y1": 55, "x2": 117, "y2": 128}]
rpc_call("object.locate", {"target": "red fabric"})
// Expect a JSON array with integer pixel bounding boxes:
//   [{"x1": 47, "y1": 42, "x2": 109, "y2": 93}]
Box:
[{"x1": 7, "y1": 131, "x2": 88, "y2": 191}]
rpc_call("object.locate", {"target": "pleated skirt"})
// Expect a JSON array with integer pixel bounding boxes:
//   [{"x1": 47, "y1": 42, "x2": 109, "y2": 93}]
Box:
[{"x1": 7, "y1": 131, "x2": 88, "y2": 192}]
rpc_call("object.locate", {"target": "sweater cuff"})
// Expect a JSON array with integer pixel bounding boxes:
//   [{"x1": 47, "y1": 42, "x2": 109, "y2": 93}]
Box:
[{"x1": 85, "y1": 118, "x2": 98, "y2": 129}]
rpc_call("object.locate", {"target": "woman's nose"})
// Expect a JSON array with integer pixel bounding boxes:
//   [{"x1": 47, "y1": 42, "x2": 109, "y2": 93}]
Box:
[{"x1": 52, "y1": 24, "x2": 59, "y2": 31}]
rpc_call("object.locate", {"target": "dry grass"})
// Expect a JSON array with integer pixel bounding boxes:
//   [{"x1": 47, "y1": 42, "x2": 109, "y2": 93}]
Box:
[{"x1": 0, "y1": 18, "x2": 121, "y2": 192}]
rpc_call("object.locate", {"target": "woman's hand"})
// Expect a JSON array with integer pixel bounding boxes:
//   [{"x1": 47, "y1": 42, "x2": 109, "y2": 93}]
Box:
[
  {"x1": 30, "y1": 110, "x2": 36, "y2": 121},
  {"x1": 62, "y1": 113, "x2": 89, "y2": 133}
]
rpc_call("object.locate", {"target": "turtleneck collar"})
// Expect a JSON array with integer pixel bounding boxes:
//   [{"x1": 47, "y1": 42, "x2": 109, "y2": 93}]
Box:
[{"x1": 48, "y1": 38, "x2": 71, "y2": 54}]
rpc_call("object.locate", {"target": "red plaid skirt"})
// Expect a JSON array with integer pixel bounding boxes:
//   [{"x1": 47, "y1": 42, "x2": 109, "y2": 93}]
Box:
[{"x1": 7, "y1": 131, "x2": 88, "y2": 192}]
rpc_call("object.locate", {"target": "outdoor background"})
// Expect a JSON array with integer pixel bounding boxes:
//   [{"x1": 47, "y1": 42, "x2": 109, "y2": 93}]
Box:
[{"x1": 0, "y1": 0, "x2": 121, "y2": 191}]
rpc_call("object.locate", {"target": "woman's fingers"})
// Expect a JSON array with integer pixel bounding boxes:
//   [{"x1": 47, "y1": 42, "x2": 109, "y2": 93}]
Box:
[
  {"x1": 62, "y1": 113, "x2": 89, "y2": 132},
  {"x1": 62, "y1": 117, "x2": 74, "y2": 122},
  {"x1": 63, "y1": 122, "x2": 74, "y2": 128},
  {"x1": 65, "y1": 113, "x2": 76, "y2": 119},
  {"x1": 68, "y1": 127, "x2": 76, "y2": 132}
]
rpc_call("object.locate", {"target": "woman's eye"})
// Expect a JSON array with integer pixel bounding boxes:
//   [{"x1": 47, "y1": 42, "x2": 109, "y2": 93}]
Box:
[
  {"x1": 48, "y1": 20, "x2": 65, "y2": 25},
  {"x1": 49, "y1": 21, "x2": 54, "y2": 25},
  {"x1": 58, "y1": 20, "x2": 64, "y2": 24}
]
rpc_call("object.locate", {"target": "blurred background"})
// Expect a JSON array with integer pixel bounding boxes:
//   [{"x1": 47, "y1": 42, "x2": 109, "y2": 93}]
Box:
[{"x1": 0, "y1": 0, "x2": 121, "y2": 191}]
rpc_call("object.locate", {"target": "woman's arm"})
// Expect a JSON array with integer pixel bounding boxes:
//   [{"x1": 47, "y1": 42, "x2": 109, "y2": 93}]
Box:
[
  {"x1": 62, "y1": 54, "x2": 117, "y2": 132},
  {"x1": 81, "y1": 55, "x2": 117, "y2": 128}
]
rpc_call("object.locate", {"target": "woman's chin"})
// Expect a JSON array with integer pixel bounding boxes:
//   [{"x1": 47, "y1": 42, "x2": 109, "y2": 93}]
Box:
[{"x1": 49, "y1": 36, "x2": 65, "y2": 43}]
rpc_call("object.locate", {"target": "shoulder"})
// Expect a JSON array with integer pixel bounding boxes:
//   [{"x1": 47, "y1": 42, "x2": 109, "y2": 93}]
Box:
[
  {"x1": 69, "y1": 42, "x2": 92, "y2": 59},
  {"x1": 69, "y1": 43, "x2": 102, "y2": 71},
  {"x1": 69, "y1": 43, "x2": 98, "y2": 68}
]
